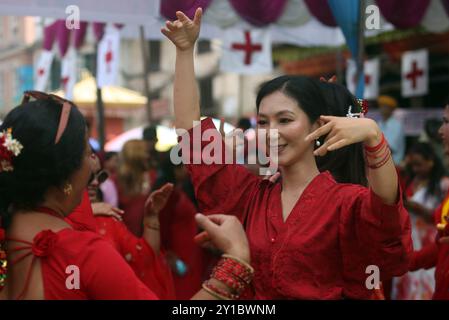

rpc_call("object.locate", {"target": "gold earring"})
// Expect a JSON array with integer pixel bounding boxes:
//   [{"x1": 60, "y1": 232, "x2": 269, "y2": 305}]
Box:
[{"x1": 63, "y1": 183, "x2": 73, "y2": 196}]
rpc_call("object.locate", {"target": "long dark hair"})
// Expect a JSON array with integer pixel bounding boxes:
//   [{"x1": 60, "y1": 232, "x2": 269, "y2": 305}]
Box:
[
  {"x1": 0, "y1": 99, "x2": 86, "y2": 227},
  {"x1": 256, "y1": 75, "x2": 367, "y2": 186},
  {"x1": 406, "y1": 142, "x2": 446, "y2": 200}
]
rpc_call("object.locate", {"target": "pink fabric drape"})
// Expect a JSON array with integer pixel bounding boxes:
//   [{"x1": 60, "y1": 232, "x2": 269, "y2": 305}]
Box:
[
  {"x1": 304, "y1": 0, "x2": 337, "y2": 27},
  {"x1": 73, "y1": 21, "x2": 88, "y2": 50},
  {"x1": 56, "y1": 20, "x2": 72, "y2": 57},
  {"x1": 160, "y1": 0, "x2": 212, "y2": 20},
  {"x1": 376, "y1": 0, "x2": 431, "y2": 28},
  {"x1": 228, "y1": 0, "x2": 288, "y2": 27},
  {"x1": 43, "y1": 21, "x2": 58, "y2": 51}
]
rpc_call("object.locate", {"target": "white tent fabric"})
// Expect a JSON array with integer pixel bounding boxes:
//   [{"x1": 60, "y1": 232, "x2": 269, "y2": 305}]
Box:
[
  {"x1": 105, "y1": 119, "x2": 235, "y2": 152},
  {"x1": 0, "y1": 0, "x2": 160, "y2": 25},
  {"x1": 421, "y1": 0, "x2": 449, "y2": 33},
  {"x1": 276, "y1": 0, "x2": 311, "y2": 27},
  {"x1": 202, "y1": 0, "x2": 240, "y2": 28}
]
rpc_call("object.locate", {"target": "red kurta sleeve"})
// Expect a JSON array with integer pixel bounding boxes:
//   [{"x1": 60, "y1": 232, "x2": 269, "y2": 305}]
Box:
[
  {"x1": 182, "y1": 118, "x2": 261, "y2": 223},
  {"x1": 78, "y1": 235, "x2": 159, "y2": 300},
  {"x1": 339, "y1": 185, "x2": 413, "y2": 288},
  {"x1": 409, "y1": 242, "x2": 439, "y2": 271},
  {"x1": 95, "y1": 216, "x2": 175, "y2": 299}
]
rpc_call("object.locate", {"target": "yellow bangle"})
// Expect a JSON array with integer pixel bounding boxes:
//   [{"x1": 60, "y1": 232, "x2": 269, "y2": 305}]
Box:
[{"x1": 202, "y1": 282, "x2": 230, "y2": 300}]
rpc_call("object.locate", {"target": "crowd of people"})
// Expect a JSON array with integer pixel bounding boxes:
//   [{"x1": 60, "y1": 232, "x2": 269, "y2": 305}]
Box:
[{"x1": 0, "y1": 8, "x2": 448, "y2": 300}]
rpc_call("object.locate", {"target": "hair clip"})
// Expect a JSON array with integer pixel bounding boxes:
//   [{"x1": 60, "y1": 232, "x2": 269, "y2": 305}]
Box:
[
  {"x1": 357, "y1": 98, "x2": 369, "y2": 115},
  {"x1": 346, "y1": 106, "x2": 362, "y2": 118}
]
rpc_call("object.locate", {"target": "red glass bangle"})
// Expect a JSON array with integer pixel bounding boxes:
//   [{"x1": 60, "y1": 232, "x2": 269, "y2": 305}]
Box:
[
  {"x1": 364, "y1": 133, "x2": 386, "y2": 153},
  {"x1": 203, "y1": 279, "x2": 237, "y2": 300},
  {"x1": 364, "y1": 144, "x2": 390, "y2": 160},
  {"x1": 367, "y1": 149, "x2": 391, "y2": 169}
]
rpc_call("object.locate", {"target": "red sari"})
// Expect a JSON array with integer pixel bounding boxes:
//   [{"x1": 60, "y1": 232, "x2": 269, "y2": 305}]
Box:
[
  {"x1": 183, "y1": 118, "x2": 413, "y2": 299},
  {"x1": 95, "y1": 216, "x2": 176, "y2": 299},
  {"x1": 116, "y1": 170, "x2": 157, "y2": 237},
  {"x1": 69, "y1": 191, "x2": 175, "y2": 299},
  {"x1": 158, "y1": 188, "x2": 206, "y2": 299}
]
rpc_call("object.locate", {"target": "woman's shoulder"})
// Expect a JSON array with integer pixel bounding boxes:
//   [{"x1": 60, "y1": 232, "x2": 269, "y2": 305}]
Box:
[
  {"x1": 55, "y1": 228, "x2": 109, "y2": 249},
  {"x1": 329, "y1": 179, "x2": 369, "y2": 202}
]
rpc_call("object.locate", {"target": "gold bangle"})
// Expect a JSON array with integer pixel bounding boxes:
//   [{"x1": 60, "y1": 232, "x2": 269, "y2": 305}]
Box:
[
  {"x1": 222, "y1": 254, "x2": 254, "y2": 273},
  {"x1": 202, "y1": 282, "x2": 230, "y2": 300}
]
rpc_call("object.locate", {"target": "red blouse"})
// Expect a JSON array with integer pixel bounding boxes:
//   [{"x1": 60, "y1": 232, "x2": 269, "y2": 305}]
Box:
[
  {"x1": 184, "y1": 118, "x2": 413, "y2": 299},
  {"x1": 9, "y1": 228, "x2": 158, "y2": 300}
]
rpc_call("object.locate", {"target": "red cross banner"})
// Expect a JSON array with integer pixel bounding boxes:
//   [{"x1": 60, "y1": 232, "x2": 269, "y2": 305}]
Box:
[
  {"x1": 60, "y1": 48, "x2": 77, "y2": 100},
  {"x1": 401, "y1": 49, "x2": 428, "y2": 98},
  {"x1": 219, "y1": 29, "x2": 273, "y2": 75},
  {"x1": 34, "y1": 50, "x2": 54, "y2": 91},
  {"x1": 346, "y1": 58, "x2": 379, "y2": 100},
  {"x1": 97, "y1": 26, "x2": 121, "y2": 88}
]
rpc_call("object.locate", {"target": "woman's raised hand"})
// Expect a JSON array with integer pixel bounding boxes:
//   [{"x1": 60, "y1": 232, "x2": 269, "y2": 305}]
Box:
[
  {"x1": 144, "y1": 183, "x2": 174, "y2": 217},
  {"x1": 305, "y1": 116, "x2": 381, "y2": 157},
  {"x1": 91, "y1": 202, "x2": 124, "y2": 221},
  {"x1": 161, "y1": 8, "x2": 202, "y2": 51},
  {"x1": 195, "y1": 214, "x2": 250, "y2": 264}
]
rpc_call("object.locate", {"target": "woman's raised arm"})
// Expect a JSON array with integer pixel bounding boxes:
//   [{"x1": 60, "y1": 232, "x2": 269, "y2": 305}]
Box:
[{"x1": 161, "y1": 8, "x2": 202, "y2": 130}]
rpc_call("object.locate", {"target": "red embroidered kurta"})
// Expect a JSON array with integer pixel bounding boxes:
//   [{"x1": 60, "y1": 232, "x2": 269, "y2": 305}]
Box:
[{"x1": 184, "y1": 118, "x2": 412, "y2": 299}]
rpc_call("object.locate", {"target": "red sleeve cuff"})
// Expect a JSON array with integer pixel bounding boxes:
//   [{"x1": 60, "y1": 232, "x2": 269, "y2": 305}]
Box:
[{"x1": 365, "y1": 184, "x2": 406, "y2": 236}]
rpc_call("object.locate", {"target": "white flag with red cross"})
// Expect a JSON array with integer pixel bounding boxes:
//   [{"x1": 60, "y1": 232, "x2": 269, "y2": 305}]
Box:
[
  {"x1": 401, "y1": 49, "x2": 428, "y2": 97},
  {"x1": 346, "y1": 58, "x2": 379, "y2": 100},
  {"x1": 60, "y1": 48, "x2": 77, "y2": 100},
  {"x1": 219, "y1": 29, "x2": 273, "y2": 75},
  {"x1": 34, "y1": 50, "x2": 54, "y2": 91},
  {"x1": 97, "y1": 25, "x2": 121, "y2": 88}
]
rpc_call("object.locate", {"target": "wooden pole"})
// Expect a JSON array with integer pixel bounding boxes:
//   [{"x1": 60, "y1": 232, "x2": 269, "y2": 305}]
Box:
[
  {"x1": 238, "y1": 74, "x2": 244, "y2": 117},
  {"x1": 355, "y1": 0, "x2": 366, "y2": 98},
  {"x1": 94, "y1": 43, "x2": 106, "y2": 151},
  {"x1": 139, "y1": 25, "x2": 153, "y2": 124}
]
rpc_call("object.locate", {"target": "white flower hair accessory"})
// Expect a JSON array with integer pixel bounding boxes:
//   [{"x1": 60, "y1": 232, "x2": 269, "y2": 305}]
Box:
[
  {"x1": 346, "y1": 105, "x2": 363, "y2": 118},
  {"x1": 0, "y1": 128, "x2": 23, "y2": 173}
]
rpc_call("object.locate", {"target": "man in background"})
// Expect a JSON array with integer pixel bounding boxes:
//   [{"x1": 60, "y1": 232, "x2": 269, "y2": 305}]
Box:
[{"x1": 378, "y1": 95, "x2": 405, "y2": 165}]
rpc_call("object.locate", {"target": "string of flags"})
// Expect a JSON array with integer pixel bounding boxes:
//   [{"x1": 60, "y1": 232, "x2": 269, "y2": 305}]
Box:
[
  {"x1": 346, "y1": 48, "x2": 428, "y2": 99},
  {"x1": 34, "y1": 23, "x2": 428, "y2": 100},
  {"x1": 34, "y1": 20, "x2": 122, "y2": 97}
]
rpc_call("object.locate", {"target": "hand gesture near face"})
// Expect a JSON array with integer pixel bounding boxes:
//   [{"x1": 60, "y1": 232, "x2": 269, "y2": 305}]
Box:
[{"x1": 305, "y1": 116, "x2": 380, "y2": 157}]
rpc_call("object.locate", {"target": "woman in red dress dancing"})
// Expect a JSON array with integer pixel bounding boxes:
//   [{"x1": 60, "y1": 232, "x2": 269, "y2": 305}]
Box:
[{"x1": 162, "y1": 8, "x2": 412, "y2": 299}]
